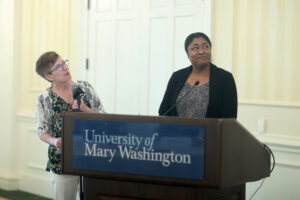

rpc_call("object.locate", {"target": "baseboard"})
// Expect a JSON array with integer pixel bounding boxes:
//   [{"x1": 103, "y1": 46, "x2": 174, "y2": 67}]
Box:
[
  {"x1": 18, "y1": 172, "x2": 53, "y2": 199},
  {"x1": 0, "y1": 170, "x2": 19, "y2": 190}
]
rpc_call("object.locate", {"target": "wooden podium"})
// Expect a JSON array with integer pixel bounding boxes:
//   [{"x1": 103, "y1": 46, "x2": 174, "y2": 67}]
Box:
[{"x1": 62, "y1": 112, "x2": 271, "y2": 200}]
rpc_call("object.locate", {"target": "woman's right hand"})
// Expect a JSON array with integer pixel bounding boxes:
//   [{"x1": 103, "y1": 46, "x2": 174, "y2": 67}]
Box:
[
  {"x1": 41, "y1": 134, "x2": 62, "y2": 148},
  {"x1": 53, "y1": 137, "x2": 62, "y2": 148}
]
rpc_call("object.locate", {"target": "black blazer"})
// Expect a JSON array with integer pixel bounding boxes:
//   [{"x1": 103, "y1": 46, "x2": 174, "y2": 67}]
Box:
[{"x1": 158, "y1": 63, "x2": 238, "y2": 118}]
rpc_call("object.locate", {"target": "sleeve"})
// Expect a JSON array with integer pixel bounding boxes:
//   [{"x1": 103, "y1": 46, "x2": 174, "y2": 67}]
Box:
[
  {"x1": 158, "y1": 73, "x2": 176, "y2": 116},
  {"x1": 84, "y1": 81, "x2": 105, "y2": 113},
  {"x1": 220, "y1": 73, "x2": 238, "y2": 118},
  {"x1": 35, "y1": 94, "x2": 51, "y2": 139}
]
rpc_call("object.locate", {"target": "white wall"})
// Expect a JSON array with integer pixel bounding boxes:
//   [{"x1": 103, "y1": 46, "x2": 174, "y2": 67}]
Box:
[
  {"x1": 17, "y1": 113, "x2": 52, "y2": 198},
  {"x1": 0, "y1": 0, "x2": 77, "y2": 198},
  {"x1": 0, "y1": 0, "x2": 19, "y2": 190},
  {"x1": 212, "y1": 1, "x2": 300, "y2": 199},
  {"x1": 240, "y1": 103, "x2": 300, "y2": 200}
]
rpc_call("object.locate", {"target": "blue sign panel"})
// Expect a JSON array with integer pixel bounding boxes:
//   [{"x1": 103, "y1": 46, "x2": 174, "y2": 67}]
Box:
[{"x1": 72, "y1": 120, "x2": 205, "y2": 180}]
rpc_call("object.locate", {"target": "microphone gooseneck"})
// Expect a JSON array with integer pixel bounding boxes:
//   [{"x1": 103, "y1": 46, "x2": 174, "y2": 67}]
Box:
[{"x1": 162, "y1": 80, "x2": 200, "y2": 116}]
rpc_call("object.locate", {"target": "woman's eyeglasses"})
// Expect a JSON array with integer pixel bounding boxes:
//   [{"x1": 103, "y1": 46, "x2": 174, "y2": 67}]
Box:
[{"x1": 46, "y1": 60, "x2": 69, "y2": 75}]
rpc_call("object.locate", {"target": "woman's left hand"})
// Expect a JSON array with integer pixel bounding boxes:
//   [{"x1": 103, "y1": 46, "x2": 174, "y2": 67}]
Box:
[{"x1": 72, "y1": 99, "x2": 95, "y2": 113}]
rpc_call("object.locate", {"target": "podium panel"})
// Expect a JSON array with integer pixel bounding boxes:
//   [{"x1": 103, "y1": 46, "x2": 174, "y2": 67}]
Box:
[
  {"x1": 62, "y1": 112, "x2": 270, "y2": 199},
  {"x1": 83, "y1": 177, "x2": 245, "y2": 200}
]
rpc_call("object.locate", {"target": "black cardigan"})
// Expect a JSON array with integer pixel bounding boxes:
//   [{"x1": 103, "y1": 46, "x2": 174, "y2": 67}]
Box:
[{"x1": 158, "y1": 63, "x2": 238, "y2": 118}]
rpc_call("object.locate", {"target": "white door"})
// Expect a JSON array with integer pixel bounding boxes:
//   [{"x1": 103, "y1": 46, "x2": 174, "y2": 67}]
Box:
[{"x1": 79, "y1": 0, "x2": 211, "y2": 115}]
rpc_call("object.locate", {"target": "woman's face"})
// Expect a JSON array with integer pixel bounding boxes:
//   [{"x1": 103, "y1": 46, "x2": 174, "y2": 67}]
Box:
[
  {"x1": 187, "y1": 37, "x2": 211, "y2": 68},
  {"x1": 47, "y1": 56, "x2": 72, "y2": 83}
]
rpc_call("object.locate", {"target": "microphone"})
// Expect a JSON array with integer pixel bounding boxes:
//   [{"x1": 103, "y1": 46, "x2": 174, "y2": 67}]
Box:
[
  {"x1": 71, "y1": 85, "x2": 83, "y2": 112},
  {"x1": 162, "y1": 81, "x2": 199, "y2": 116}
]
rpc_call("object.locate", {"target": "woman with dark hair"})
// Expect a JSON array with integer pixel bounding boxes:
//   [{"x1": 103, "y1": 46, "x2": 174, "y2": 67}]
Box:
[
  {"x1": 35, "y1": 51, "x2": 105, "y2": 200},
  {"x1": 159, "y1": 32, "x2": 237, "y2": 118}
]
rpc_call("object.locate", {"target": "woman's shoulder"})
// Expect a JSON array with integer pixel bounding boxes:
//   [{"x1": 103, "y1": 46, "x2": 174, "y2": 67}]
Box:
[
  {"x1": 36, "y1": 88, "x2": 52, "y2": 107},
  {"x1": 76, "y1": 80, "x2": 92, "y2": 88},
  {"x1": 174, "y1": 65, "x2": 192, "y2": 74},
  {"x1": 211, "y1": 63, "x2": 231, "y2": 74},
  {"x1": 165, "y1": 66, "x2": 192, "y2": 85},
  {"x1": 211, "y1": 63, "x2": 233, "y2": 79},
  {"x1": 37, "y1": 87, "x2": 51, "y2": 99},
  {"x1": 172, "y1": 65, "x2": 192, "y2": 78},
  {"x1": 76, "y1": 80, "x2": 88, "y2": 85}
]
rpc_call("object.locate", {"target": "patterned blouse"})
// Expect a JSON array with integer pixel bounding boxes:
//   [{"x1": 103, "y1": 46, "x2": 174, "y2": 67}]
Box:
[
  {"x1": 35, "y1": 80, "x2": 105, "y2": 174},
  {"x1": 176, "y1": 82, "x2": 209, "y2": 118}
]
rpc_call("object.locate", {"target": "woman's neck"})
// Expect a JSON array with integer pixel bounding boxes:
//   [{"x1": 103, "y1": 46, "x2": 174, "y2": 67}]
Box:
[
  {"x1": 187, "y1": 63, "x2": 210, "y2": 86},
  {"x1": 192, "y1": 63, "x2": 210, "y2": 75},
  {"x1": 52, "y1": 80, "x2": 74, "y2": 91},
  {"x1": 51, "y1": 80, "x2": 75, "y2": 104}
]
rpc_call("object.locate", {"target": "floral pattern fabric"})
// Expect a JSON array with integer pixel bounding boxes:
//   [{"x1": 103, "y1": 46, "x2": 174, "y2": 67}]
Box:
[{"x1": 35, "y1": 80, "x2": 105, "y2": 174}]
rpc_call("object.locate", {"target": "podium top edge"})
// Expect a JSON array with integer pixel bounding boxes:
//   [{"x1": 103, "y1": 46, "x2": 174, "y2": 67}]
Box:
[{"x1": 63, "y1": 112, "x2": 237, "y2": 125}]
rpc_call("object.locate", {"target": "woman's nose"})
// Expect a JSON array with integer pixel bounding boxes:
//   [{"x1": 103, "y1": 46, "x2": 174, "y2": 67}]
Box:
[
  {"x1": 198, "y1": 48, "x2": 204, "y2": 54},
  {"x1": 62, "y1": 64, "x2": 68, "y2": 70}
]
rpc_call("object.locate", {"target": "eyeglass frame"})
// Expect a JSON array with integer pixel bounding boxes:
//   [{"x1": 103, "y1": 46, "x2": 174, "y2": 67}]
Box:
[{"x1": 45, "y1": 59, "x2": 69, "y2": 76}]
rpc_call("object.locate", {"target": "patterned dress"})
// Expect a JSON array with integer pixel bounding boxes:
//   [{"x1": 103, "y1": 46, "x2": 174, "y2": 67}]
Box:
[{"x1": 35, "y1": 81, "x2": 105, "y2": 174}]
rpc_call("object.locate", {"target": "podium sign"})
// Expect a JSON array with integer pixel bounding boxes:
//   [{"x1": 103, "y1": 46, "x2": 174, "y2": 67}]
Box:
[{"x1": 72, "y1": 119, "x2": 205, "y2": 180}]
